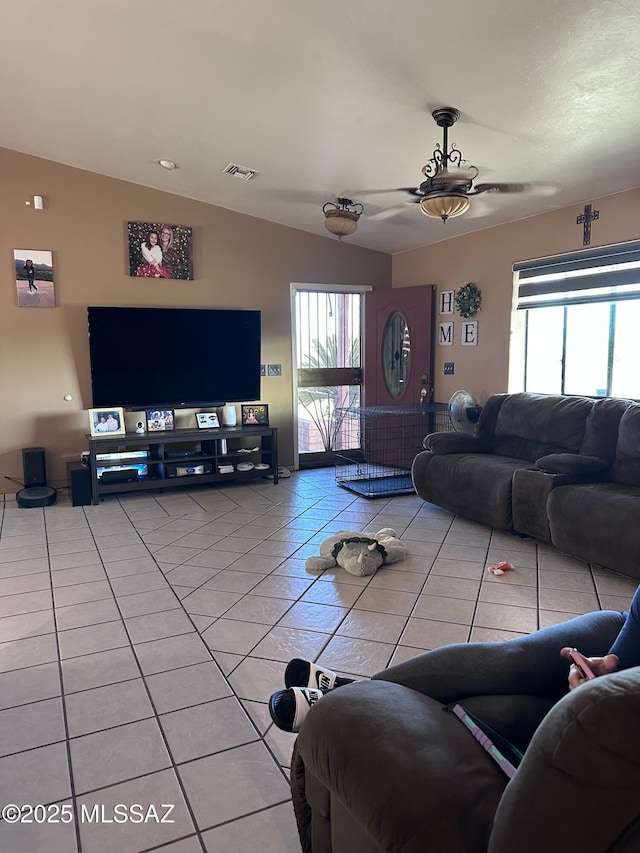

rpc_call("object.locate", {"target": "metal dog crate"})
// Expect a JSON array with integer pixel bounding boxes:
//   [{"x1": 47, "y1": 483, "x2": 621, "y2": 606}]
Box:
[{"x1": 335, "y1": 403, "x2": 451, "y2": 498}]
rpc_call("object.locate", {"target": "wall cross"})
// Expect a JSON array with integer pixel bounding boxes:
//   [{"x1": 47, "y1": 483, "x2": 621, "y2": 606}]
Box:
[{"x1": 577, "y1": 203, "x2": 600, "y2": 246}]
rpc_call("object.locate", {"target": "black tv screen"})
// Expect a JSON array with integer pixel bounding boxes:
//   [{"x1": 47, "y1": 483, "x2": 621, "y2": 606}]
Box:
[{"x1": 88, "y1": 306, "x2": 261, "y2": 409}]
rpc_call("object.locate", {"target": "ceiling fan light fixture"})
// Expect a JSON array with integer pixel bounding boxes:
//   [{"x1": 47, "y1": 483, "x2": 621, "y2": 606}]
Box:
[
  {"x1": 322, "y1": 197, "x2": 364, "y2": 240},
  {"x1": 420, "y1": 193, "x2": 470, "y2": 223},
  {"x1": 416, "y1": 107, "x2": 478, "y2": 223}
]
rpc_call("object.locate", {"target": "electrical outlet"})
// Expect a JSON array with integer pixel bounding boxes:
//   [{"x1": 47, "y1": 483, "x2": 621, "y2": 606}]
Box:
[
  {"x1": 444, "y1": 362, "x2": 455, "y2": 375},
  {"x1": 260, "y1": 364, "x2": 266, "y2": 376},
  {"x1": 267, "y1": 364, "x2": 282, "y2": 376}
]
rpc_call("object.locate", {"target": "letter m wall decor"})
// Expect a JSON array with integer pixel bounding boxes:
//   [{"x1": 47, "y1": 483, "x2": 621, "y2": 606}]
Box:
[{"x1": 439, "y1": 322, "x2": 454, "y2": 346}]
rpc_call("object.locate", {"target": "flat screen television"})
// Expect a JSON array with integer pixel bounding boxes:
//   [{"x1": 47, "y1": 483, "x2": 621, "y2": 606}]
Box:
[{"x1": 88, "y1": 306, "x2": 261, "y2": 409}]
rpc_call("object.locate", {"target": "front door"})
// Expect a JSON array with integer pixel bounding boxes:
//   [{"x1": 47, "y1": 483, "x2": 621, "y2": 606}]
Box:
[{"x1": 363, "y1": 284, "x2": 435, "y2": 406}]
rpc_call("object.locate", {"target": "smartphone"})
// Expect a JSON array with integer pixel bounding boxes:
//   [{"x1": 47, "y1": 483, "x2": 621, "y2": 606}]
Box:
[{"x1": 568, "y1": 648, "x2": 595, "y2": 680}]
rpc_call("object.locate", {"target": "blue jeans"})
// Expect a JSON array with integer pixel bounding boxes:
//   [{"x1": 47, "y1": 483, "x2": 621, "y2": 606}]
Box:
[{"x1": 609, "y1": 585, "x2": 640, "y2": 669}]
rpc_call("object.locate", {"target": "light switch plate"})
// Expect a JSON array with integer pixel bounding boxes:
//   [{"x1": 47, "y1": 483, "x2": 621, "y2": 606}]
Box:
[
  {"x1": 260, "y1": 364, "x2": 266, "y2": 376},
  {"x1": 267, "y1": 364, "x2": 282, "y2": 376},
  {"x1": 444, "y1": 362, "x2": 455, "y2": 375}
]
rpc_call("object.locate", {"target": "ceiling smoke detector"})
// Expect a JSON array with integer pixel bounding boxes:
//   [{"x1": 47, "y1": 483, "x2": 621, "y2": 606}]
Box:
[
  {"x1": 158, "y1": 159, "x2": 179, "y2": 170},
  {"x1": 223, "y1": 163, "x2": 259, "y2": 181}
]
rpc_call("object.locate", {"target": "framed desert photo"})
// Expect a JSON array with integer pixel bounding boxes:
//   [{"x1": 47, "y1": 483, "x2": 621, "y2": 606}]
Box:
[
  {"x1": 127, "y1": 222, "x2": 193, "y2": 280},
  {"x1": 89, "y1": 407, "x2": 125, "y2": 437},
  {"x1": 14, "y1": 249, "x2": 55, "y2": 308},
  {"x1": 241, "y1": 404, "x2": 269, "y2": 426},
  {"x1": 146, "y1": 410, "x2": 174, "y2": 431},
  {"x1": 196, "y1": 412, "x2": 220, "y2": 429}
]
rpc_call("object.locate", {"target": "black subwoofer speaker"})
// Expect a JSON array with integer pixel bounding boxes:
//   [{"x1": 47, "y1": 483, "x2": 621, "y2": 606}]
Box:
[
  {"x1": 22, "y1": 447, "x2": 47, "y2": 487},
  {"x1": 67, "y1": 462, "x2": 92, "y2": 507}
]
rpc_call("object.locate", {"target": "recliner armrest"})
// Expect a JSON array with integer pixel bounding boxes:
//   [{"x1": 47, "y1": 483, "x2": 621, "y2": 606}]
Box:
[
  {"x1": 535, "y1": 453, "x2": 609, "y2": 476},
  {"x1": 423, "y1": 432, "x2": 489, "y2": 453},
  {"x1": 489, "y1": 667, "x2": 640, "y2": 853},
  {"x1": 297, "y1": 680, "x2": 505, "y2": 853}
]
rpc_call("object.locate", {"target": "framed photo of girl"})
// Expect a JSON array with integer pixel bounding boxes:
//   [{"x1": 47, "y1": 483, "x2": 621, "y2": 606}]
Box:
[
  {"x1": 89, "y1": 407, "x2": 126, "y2": 437},
  {"x1": 14, "y1": 249, "x2": 55, "y2": 308},
  {"x1": 241, "y1": 404, "x2": 269, "y2": 426},
  {"x1": 127, "y1": 222, "x2": 193, "y2": 281}
]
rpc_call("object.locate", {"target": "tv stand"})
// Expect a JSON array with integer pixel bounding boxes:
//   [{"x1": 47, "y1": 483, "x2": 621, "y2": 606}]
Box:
[{"x1": 86, "y1": 425, "x2": 278, "y2": 505}]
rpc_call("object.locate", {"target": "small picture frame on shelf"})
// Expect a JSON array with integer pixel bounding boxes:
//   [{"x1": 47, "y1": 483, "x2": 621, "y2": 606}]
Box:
[
  {"x1": 196, "y1": 412, "x2": 220, "y2": 429},
  {"x1": 241, "y1": 404, "x2": 269, "y2": 426},
  {"x1": 89, "y1": 407, "x2": 126, "y2": 437},
  {"x1": 146, "y1": 410, "x2": 175, "y2": 431}
]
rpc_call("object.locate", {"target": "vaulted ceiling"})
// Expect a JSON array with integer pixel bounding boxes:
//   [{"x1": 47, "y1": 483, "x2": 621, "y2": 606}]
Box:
[{"x1": 2, "y1": 0, "x2": 639, "y2": 253}]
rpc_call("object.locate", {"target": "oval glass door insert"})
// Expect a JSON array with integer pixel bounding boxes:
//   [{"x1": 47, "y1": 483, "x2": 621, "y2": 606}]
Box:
[{"x1": 382, "y1": 311, "x2": 410, "y2": 398}]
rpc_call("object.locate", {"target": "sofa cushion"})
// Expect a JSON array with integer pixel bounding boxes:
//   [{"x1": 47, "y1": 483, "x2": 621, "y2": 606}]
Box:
[
  {"x1": 412, "y1": 452, "x2": 532, "y2": 529},
  {"x1": 580, "y1": 396, "x2": 631, "y2": 460},
  {"x1": 612, "y1": 403, "x2": 640, "y2": 484},
  {"x1": 491, "y1": 393, "x2": 594, "y2": 461},
  {"x1": 535, "y1": 453, "x2": 608, "y2": 475},
  {"x1": 475, "y1": 393, "x2": 508, "y2": 444},
  {"x1": 548, "y1": 481, "x2": 640, "y2": 581}
]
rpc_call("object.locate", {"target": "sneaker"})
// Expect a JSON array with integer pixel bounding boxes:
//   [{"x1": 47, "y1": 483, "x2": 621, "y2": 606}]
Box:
[
  {"x1": 284, "y1": 657, "x2": 354, "y2": 690},
  {"x1": 269, "y1": 686, "x2": 327, "y2": 733}
]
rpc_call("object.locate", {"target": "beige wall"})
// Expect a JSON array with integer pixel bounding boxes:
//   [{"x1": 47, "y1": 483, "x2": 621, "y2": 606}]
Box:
[
  {"x1": 0, "y1": 148, "x2": 391, "y2": 493},
  {"x1": 393, "y1": 187, "x2": 640, "y2": 404}
]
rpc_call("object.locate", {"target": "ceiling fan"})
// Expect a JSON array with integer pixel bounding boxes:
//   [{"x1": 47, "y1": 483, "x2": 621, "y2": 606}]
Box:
[{"x1": 367, "y1": 107, "x2": 536, "y2": 224}]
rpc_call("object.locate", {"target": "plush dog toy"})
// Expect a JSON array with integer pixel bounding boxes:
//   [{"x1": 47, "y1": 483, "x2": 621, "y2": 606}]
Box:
[{"x1": 305, "y1": 528, "x2": 407, "y2": 577}]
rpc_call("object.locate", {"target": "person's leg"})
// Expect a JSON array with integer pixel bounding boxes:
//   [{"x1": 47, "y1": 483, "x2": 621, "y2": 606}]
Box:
[
  {"x1": 373, "y1": 610, "x2": 626, "y2": 704},
  {"x1": 608, "y1": 585, "x2": 640, "y2": 669},
  {"x1": 270, "y1": 610, "x2": 626, "y2": 735}
]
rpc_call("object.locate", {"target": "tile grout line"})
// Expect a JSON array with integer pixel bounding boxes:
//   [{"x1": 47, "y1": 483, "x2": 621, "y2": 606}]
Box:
[{"x1": 42, "y1": 506, "x2": 84, "y2": 853}]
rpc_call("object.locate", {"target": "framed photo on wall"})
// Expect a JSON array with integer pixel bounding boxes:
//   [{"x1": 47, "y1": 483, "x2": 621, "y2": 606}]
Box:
[
  {"x1": 241, "y1": 404, "x2": 269, "y2": 426},
  {"x1": 89, "y1": 407, "x2": 126, "y2": 437},
  {"x1": 127, "y1": 222, "x2": 194, "y2": 280},
  {"x1": 14, "y1": 249, "x2": 55, "y2": 308},
  {"x1": 195, "y1": 412, "x2": 220, "y2": 429},
  {"x1": 146, "y1": 410, "x2": 175, "y2": 431}
]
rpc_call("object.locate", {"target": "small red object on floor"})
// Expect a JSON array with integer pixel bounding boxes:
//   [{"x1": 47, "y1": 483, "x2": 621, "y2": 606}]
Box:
[{"x1": 487, "y1": 560, "x2": 513, "y2": 576}]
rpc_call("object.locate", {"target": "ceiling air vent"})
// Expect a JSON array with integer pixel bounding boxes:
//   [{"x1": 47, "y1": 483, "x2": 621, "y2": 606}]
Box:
[{"x1": 222, "y1": 163, "x2": 259, "y2": 181}]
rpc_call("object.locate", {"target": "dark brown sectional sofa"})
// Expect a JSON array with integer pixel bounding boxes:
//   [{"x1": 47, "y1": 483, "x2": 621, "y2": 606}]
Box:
[{"x1": 411, "y1": 391, "x2": 640, "y2": 580}]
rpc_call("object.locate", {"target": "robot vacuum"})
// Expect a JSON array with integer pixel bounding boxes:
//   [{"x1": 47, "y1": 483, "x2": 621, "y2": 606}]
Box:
[{"x1": 16, "y1": 486, "x2": 58, "y2": 508}]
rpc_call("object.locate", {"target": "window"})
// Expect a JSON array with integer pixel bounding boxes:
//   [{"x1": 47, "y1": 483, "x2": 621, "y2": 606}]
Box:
[{"x1": 511, "y1": 241, "x2": 640, "y2": 397}]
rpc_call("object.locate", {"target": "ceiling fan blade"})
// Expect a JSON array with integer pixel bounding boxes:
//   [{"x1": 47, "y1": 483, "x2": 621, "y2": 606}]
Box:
[
  {"x1": 471, "y1": 182, "x2": 533, "y2": 195},
  {"x1": 340, "y1": 188, "x2": 411, "y2": 198},
  {"x1": 464, "y1": 197, "x2": 497, "y2": 219},
  {"x1": 369, "y1": 200, "x2": 420, "y2": 221}
]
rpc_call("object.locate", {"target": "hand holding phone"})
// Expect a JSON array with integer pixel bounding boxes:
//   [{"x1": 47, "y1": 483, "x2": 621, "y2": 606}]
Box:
[{"x1": 567, "y1": 648, "x2": 595, "y2": 680}]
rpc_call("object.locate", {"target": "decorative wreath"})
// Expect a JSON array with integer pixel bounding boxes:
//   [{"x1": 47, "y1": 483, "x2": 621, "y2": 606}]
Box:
[{"x1": 455, "y1": 282, "x2": 482, "y2": 318}]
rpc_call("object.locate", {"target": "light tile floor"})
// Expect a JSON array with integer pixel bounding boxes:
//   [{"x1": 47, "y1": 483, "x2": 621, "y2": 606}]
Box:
[{"x1": 0, "y1": 468, "x2": 637, "y2": 853}]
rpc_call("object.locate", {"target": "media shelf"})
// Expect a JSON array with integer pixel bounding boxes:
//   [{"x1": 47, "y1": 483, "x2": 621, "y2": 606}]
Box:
[{"x1": 86, "y1": 425, "x2": 278, "y2": 505}]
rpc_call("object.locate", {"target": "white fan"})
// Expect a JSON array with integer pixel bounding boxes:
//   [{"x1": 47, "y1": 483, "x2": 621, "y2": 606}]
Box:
[{"x1": 449, "y1": 390, "x2": 482, "y2": 434}]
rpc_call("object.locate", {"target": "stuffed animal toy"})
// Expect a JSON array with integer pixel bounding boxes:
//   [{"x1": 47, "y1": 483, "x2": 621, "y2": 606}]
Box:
[{"x1": 305, "y1": 528, "x2": 407, "y2": 577}]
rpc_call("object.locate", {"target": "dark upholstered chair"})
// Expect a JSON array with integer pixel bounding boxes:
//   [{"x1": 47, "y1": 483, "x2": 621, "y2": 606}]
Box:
[{"x1": 290, "y1": 610, "x2": 640, "y2": 852}]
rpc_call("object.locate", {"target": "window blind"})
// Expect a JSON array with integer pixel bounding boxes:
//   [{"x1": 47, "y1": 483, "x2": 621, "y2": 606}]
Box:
[{"x1": 514, "y1": 240, "x2": 640, "y2": 309}]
